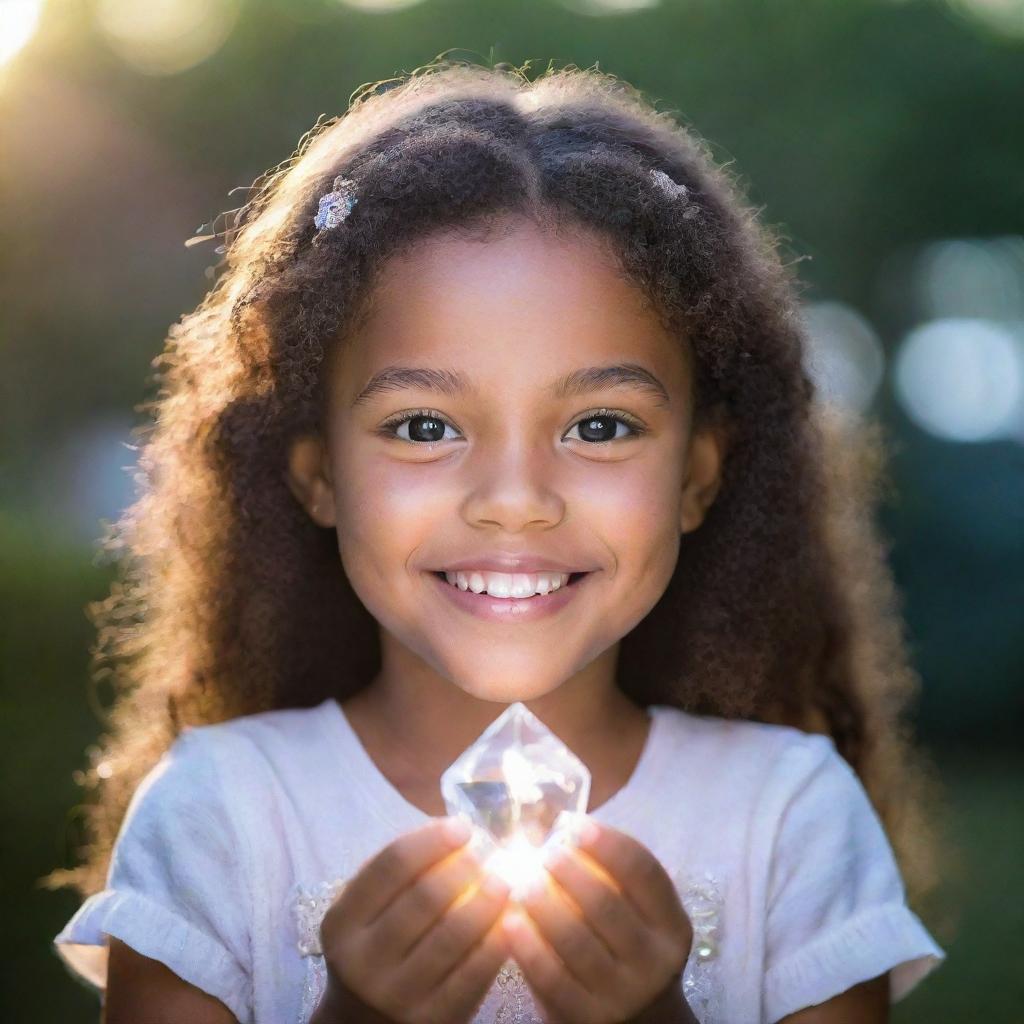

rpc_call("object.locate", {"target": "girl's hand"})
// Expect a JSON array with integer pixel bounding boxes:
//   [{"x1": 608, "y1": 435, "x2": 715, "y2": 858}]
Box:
[
  {"x1": 314, "y1": 817, "x2": 512, "y2": 1024},
  {"x1": 503, "y1": 819, "x2": 695, "y2": 1024}
]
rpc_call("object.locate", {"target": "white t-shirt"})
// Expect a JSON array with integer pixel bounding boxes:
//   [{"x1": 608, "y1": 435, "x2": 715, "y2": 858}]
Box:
[{"x1": 53, "y1": 698, "x2": 946, "y2": 1023}]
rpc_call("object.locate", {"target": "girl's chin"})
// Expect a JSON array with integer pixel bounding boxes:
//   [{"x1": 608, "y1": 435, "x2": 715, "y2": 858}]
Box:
[{"x1": 445, "y1": 674, "x2": 566, "y2": 706}]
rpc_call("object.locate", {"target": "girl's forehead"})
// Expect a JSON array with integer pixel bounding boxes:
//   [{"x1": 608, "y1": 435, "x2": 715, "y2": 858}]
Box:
[
  {"x1": 331, "y1": 220, "x2": 690, "y2": 404},
  {"x1": 370, "y1": 217, "x2": 642, "y2": 321}
]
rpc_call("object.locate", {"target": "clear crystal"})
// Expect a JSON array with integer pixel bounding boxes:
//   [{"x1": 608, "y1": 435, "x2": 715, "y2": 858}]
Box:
[{"x1": 440, "y1": 702, "x2": 591, "y2": 898}]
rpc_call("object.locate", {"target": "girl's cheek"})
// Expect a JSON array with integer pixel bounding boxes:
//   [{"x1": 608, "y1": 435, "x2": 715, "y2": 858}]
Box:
[
  {"x1": 579, "y1": 456, "x2": 683, "y2": 531},
  {"x1": 333, "y1": 457, "x2": 453, "y2": 572},
  {"x1": 335, "y1": 443, "x2": 682, "y2": 576}
]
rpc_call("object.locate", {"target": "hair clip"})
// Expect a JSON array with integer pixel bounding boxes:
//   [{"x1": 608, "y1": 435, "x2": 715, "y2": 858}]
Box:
[
  {"x1": 650, "y1": 168, "x2": 689, "y2": 200},
  {"x1": 314, "y1": 175, "x2": 358, "y2": 231}
]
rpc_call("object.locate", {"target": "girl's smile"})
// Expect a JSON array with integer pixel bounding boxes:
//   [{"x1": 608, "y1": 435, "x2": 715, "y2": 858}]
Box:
[{"x1": 426, "y1": 565, "x2": 597, "y2": 622}]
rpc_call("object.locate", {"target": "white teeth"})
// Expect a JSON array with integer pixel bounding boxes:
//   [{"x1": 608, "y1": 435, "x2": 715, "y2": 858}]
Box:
[{"x1": 442, "y1": 569, "x2": 572, "y2": 597}]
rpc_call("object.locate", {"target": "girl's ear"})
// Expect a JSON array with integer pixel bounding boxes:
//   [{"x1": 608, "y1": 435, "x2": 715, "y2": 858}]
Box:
[
  {"x1": 285, "y1": 432, "x2": 337, "y2": 527},
  {"x1": 680, "y1": 422, "x2": 729, "y2": 535}
]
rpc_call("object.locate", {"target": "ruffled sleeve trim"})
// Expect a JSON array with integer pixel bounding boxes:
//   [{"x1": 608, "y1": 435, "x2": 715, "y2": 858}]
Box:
[
  {"x1": 52, "y1": 886, "x2": 252, "y2": 1024},
  {"x1": 762, "y1": 900, "x2": 946, "y2": 1022}
]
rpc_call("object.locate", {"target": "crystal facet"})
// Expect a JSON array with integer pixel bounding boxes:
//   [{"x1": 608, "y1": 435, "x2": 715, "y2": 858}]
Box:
[{"x1": 440, "y1": 702, "x2": 591, "y2": 898}]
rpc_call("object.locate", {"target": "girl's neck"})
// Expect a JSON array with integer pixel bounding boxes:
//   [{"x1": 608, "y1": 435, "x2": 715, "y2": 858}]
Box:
[{"x1": 339, "y1": 652, "x2": 651, "y2": 817}]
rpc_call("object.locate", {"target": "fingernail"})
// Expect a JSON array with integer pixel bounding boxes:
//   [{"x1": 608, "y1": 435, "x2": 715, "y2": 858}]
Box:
[
  {"x1": 576, "y1": 818, "x2": 600, "y2": 847},
  {"x1": 443, "y1": 816, "x2": 471, "y2": 845},
  {"x1": 542, "y1": 845, "x2": 569, "y2": 871}
]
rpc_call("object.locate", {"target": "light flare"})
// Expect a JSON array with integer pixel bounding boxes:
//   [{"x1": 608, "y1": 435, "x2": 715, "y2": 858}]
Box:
[{"x1": 0, "y1": 0, "x2": 44, "y2": 68}]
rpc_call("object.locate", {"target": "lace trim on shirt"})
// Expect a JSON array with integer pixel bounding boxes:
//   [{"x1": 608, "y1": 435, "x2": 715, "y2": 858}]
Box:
[
  {"x1": 292, "y1": 866, "x2": 726, "y2": 1024},
  {"x1": 294, "y1": 876, "x2": 350, "y2": 1021},
  {"x1": 295, "y1": 878, "x2": 349, "y2": 957},
  {"x1": 675, "y1": 866, "x2": 726, "y2": 1023}
]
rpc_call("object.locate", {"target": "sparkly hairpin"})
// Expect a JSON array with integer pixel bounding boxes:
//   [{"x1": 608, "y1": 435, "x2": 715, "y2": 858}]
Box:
[
  {"x1": 313, "y1": 175, "x2": 358, "y2": 231},
  {"x1": 650, "y1": 168, "x2": 689, "y2": 200}
]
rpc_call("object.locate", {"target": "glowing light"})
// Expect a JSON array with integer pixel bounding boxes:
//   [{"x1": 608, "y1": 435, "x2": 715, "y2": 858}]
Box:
[
  {"x1": 894, "y1": 318, "x2": 1024, "y2": 442},
  {"x1": 96, "y1": 0, "x2": 240, "y2": 76},
  {"x1": 441, "y1": 702, "x2": 591, "y2": 900},
  {"x1": 0, "y1": 0, "x2": 44, "y2": 68},
  {"x1": 484, "y1": 832, "x2": 551, "y2": 895}
]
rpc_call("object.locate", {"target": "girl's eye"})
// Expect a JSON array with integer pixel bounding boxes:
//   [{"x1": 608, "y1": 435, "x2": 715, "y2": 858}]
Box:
[
  {"x1": 376, "y1": 407, "x2": 646, "y2": 446},
  {"x1": 378, "y1": 409, "x2": 462, "y2": 444},
  {"x1": 564, "y1": 409, "x2": 646, "y2": 445}
]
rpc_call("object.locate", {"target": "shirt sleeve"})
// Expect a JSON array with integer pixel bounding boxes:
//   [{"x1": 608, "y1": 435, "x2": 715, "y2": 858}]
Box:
[
  {"x1": 761, "y1": 732, "x2": 946, "y2": 1023},
  {"x1": 52, "y1": 726, "x2": 253, "y2": 1023}
]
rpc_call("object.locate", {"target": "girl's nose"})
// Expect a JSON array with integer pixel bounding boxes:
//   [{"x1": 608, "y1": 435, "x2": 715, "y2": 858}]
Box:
[{"x1": 459, "y1": 440, "x2": 566, "y2": 532}]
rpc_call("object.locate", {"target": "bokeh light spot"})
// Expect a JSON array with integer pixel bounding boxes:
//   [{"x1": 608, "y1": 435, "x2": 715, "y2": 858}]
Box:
[
  {"x1": 802, "y1": 300, "x2": 885, "y2": 414},
  {"x1": 96, "y1": 0, "x2": 240, "y2": 76},
  {"x1": 333, "y1": 0, "x2": 428, "y2": 10},
  {"x1": 894, "y1": 318, "x2": 1024, "y2": 442},
  {"x1": 947, "y1": 0, "x2": 1024, "y2": 40},
  {"x1": 554, "y1": 0, "x2": 661, "y2": 14},
  {"x1": 915, "y1": 236, "x2": 1024, "y2": 322}
]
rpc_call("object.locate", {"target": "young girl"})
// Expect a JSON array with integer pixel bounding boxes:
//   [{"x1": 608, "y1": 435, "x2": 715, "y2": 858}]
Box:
[{"x1": 48, "y1": 59, "x2": 948, "y2": 1024}]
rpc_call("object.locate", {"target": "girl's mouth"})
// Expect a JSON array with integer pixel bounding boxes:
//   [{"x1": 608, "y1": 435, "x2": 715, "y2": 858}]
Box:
[{"x1": 426, "y1": 570, "x2": 593, "y2": 622}]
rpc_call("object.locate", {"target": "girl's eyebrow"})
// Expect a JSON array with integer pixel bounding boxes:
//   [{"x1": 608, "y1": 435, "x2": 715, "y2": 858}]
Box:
[{"x1": 351, "y1": 363, "x2": 671, "y2": 408}]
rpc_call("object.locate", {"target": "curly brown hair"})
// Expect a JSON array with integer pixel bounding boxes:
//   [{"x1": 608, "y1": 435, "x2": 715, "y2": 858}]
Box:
[{"x1": 43, "y1": 58, "x2": 950, "y2": 925}]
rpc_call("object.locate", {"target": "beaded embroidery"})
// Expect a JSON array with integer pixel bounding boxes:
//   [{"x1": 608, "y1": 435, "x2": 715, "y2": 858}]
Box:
[
  {"x1": 491, "y1": 959, "x2": 543, "y2": 1023},
  {"x1": 674, "y1": 867, "x2": 726, "y2": 1023},
  {"x1": 292, "y1": 866, "x2": 725, "y2": 1024},
  {"x1": 294, "y1": 878, "x2": 348, "y2": 956},
  {"x1": 294, "y1": 877, "x2": 349, "y2": 1022}
]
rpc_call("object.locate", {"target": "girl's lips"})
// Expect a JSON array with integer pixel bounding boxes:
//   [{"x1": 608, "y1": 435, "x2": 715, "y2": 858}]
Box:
[{"x1": 426, "y1": 570, "x2": 594, "y2": 622}]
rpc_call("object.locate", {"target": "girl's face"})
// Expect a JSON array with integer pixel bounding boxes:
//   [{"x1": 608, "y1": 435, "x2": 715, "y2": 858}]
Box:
[{"x1": 288, "y1": 216, "x2": 725, "y2": 705}]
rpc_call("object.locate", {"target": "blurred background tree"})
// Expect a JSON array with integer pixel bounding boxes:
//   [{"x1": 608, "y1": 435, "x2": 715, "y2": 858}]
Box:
[{"x1": 1, "y1": 0, "x2": 1022, "y2": 1018}]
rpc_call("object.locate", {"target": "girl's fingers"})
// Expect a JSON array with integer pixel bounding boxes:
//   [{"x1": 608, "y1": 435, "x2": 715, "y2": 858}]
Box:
[
  {"x1": 504, "y1": 909, "x2": 606, "y2": 1024},
  {"x1": 397, "y1": 872, "x2": 511, "y2": 992},
  {"x1": 366, "y1": 843, "x2": 486, "y2": 960},
  {"x1": 425, "y1": 897, "x2": 515, "y2": 1019},
  {"x1": 539, "y1": 844, "x2": 652, "y2": 963},
  {"x1": 340, "y1": 817, "x2": 471, "y2": 925},
  {"x1": 518, "y1": 867, "x2": 622, "y2": 991},
  {"x1": 573, "y1": 821, "x2": 684, "y2": 930}
]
